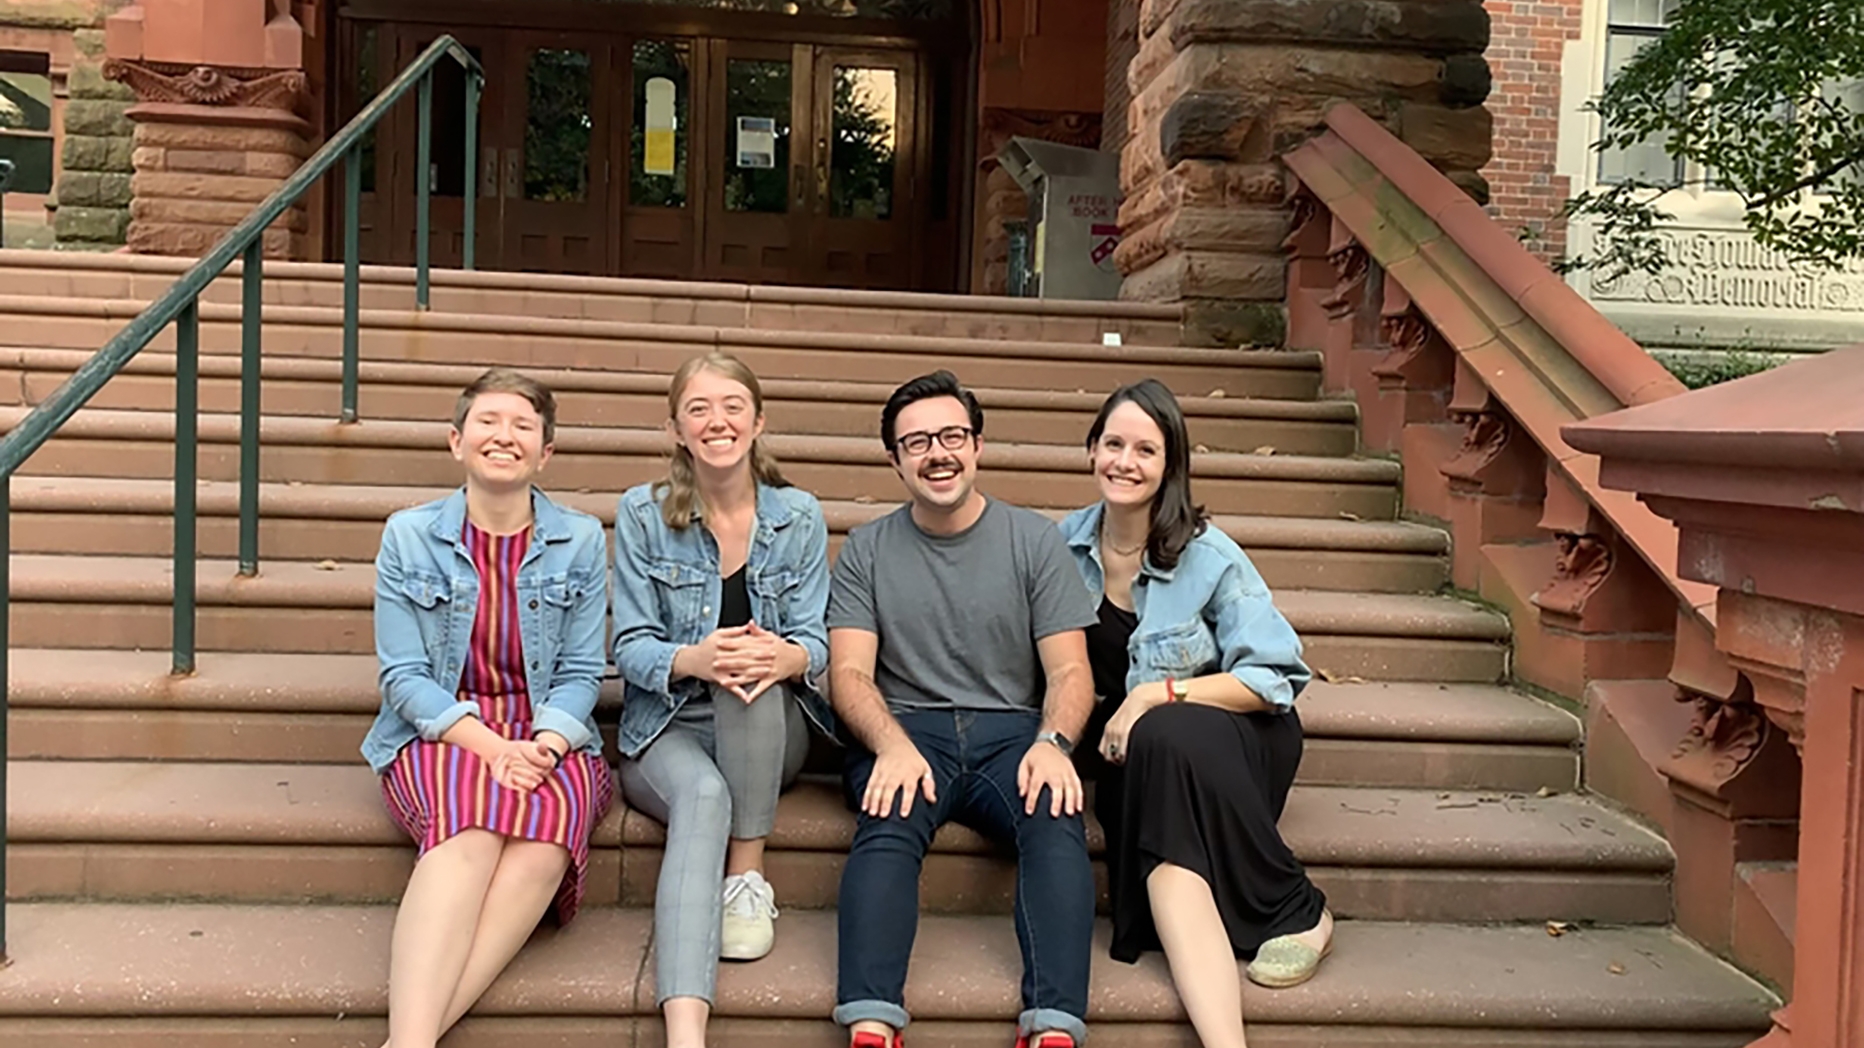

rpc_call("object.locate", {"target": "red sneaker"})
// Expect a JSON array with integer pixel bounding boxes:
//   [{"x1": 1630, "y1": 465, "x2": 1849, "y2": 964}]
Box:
[
  {"x1": 851, "y1": 1031, "x2": 903, "y2": 1048},
  {"x1": 1014, "y1": 1034, "x2": 1076, "y2": 1048}
]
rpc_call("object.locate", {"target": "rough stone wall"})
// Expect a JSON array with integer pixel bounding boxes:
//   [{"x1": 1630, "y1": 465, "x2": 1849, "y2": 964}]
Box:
[
  {"x1": 1114, "y1": 0, "x2": 1494, "y2": 347},
  {"x1": 56, "y1": 25, "x2": 132, "y2": 247},
  {"x1": 1484, "y1": 0, "x2": 1582, "y2": 264}
]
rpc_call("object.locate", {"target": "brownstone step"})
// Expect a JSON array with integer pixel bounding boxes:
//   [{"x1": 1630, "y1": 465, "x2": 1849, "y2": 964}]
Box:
[
  {"x1": 0, "y1": 903, "x2": 1777, "y2": 1047},
  {"x1": 0, "y1": 250, "x2": 1187, "y2": 345},
  {"x1": 2, "y1": 407, "x2": 1400, "y2": 519},
  {"x1": 0, "y1": 295, "x2": 1314, "y2": 398},
  {"x1": 5, "y1": 347, "x2": 1359, "y2": 455},
  {"x1": 8, "y1": 762, "x2": 1669, "y2": 923},
  {"x1": 4, "y1": 650, "x2": 1574, "y2": 789},
  {"x1": 1, "y1": 557, "x2": 1506, "y2": 678},
  {"x1": 6, "y1": 477, "x2": 1446, "y2": 593}
]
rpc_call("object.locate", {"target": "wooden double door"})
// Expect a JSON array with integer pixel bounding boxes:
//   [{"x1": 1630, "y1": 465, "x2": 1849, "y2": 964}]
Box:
[{"x1": 348, "y1": 21, "x2": 927, "y2": 289}]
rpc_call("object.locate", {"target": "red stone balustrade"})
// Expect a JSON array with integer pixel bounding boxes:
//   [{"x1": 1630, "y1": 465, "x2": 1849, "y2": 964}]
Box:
[
  {"x1": 1278, "y1": 102, "x2": 1804, "y2": 993},
  {"x1": 1566, "y1": 348, "x2": 1864, "y2": 1048}
]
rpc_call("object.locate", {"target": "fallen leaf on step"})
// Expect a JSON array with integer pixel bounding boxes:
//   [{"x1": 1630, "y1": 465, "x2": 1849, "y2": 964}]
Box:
[
  {"x1": 1252, "y1": 445, "x2": 1277, "y2": 456},
  {"x1": 1545, "y1": 921, "x2": 1570, "y2": 937},
  {"x1": 1338, "y1": 511, "x2": 1364, "y2": 522},
  {"x1": 1608, "y1": 961, "x2": 1627, "y2": 976},
  {"x1": 314, "y1": 559, "x2": 340, "y2": 571},
  {"x1": 1207, "y1": 389, "x2": 1226, "y2": 399},
  {"x1": 854, "y1": 495, "x2": 875, "y2": 504},
  {"x1": 287, "y1": 479, "x2": 303, "y2": 487},
  {"x1": 1536, "y1": 786, "x2": 1558, "y2": 798},
  {"x1": 1194, "y1": 444, "x2": 1210, "y2": 453},
  {"x1": 1314, "y1": 668, "x2": 1338, "y2": 682},
  {"x1": 1436, "y1": 799, "x2": 1479, "y2": 810},
  {"x1": 1341, "y1": 675, "x2": 1367, "y2": 684},
  {"x1": 1437, "y1": 792, "x2": 1451, "y2": 800}
]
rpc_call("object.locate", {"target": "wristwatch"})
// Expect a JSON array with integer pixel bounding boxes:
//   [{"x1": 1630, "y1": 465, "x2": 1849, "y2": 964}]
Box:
[
  {"x1": 1035, "y1": 730, "x2": 1075, "y2": 756},
  {"x1": 1168, "y1": 676, "x2": 1192, "y2": 703}
]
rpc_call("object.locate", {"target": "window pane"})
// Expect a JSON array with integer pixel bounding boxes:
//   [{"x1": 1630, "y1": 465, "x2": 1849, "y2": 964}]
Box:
[
  {"x1": 1599, "y1": 31, "x2": 1681, "y2": 185},
  {"x1": 0, "y1": 68, "x2": 53, "y2": 132},
  {"x1": 724, "y1": 59, "x2": 790, "y2": 214},
  {"x1": 830, "y1": 66, "x2": 896, "y2": 220},
  {"x1": 350, "y1": 26, "x2": 379, "y2": 192},
  {"x1": 1607, "y1": 0, "x2": 1671, "y2": 28},
  {"x1": 524, "y1": 49, "x2": 593, "y2": 202},
  {"x1": 422, "y1": 43, "x2": 479, "y2": 198},
  {"x1": 631, "y1": 39, "x2": 691, "y2": 208},
  {"x1": 0, "y1": 133, "x2": 51, "y2": 193}
]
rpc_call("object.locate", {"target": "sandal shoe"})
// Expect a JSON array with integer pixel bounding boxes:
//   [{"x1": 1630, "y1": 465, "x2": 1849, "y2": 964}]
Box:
[{"x1": 1245, "y1": 934, "x2": 1332, "y2": 989}]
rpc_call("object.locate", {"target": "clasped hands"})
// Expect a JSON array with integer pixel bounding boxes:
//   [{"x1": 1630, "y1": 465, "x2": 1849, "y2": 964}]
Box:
[
  {"x1": 683, "y1": 621, "x2": 805, "y2": 703},
  {"x1": 487, "y1": 730, "x2": 568, "y2": 793}
]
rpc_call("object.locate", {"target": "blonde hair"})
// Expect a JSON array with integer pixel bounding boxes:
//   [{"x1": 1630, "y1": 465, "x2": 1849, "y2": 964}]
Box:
[{"x1": 657, "y1": 352, "x2": 789, "y2": 529}]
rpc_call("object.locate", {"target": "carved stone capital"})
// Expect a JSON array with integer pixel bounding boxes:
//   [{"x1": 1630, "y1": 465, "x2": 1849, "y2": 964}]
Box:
[
  {"x1": 104, "y1": 59, "x2": 308, "y2": 112},
  {"x1": 978, "y1": 107, "x2": 1102, "y2": 169},
  {"x1": 1663, "y1": 670, "x2": 1800, "y2": 818},
  {"x1": 1372, "y1": 308, "x2": 1446, "y2": 389},
  {"x1": 1533, "y1": 531, "x2": 1614, "y2": 620}
]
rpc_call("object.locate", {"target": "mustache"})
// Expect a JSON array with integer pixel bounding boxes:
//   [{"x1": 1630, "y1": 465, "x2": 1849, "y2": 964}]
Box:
[{"x1": 919, "y1": 459, "x2": 963, "y2": 477}]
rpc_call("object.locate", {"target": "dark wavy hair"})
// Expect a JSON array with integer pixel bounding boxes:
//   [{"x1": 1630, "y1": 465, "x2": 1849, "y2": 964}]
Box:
[
  {"x1": 1086, "y1": 379, "x2": 1207, "y2": 570},
  {"x1": 879, "y1": 370, "x2": 985, "y2": 457}
]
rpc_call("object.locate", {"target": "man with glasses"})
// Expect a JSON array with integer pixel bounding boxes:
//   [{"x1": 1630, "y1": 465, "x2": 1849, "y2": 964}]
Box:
[{"x1": 825, "y1": 370, "x2": 1099, "y2": 1048}]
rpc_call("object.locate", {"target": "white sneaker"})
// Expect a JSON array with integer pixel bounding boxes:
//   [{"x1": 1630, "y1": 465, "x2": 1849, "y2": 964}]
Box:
[{"x1": 720, "y1": 869, "x2": 779, "y2": 961}]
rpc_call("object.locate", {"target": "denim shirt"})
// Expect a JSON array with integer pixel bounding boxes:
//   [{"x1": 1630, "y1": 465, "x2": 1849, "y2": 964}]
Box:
[
  {"x1": 361, "y1": 487, "x2": 609, "y2": 774},
  {"x1": 1058, "y1": 502, "x2": 1311, "y2": 711},
  {"x1": 609, "y1": 481, "x2": 834, "y2": 757}
]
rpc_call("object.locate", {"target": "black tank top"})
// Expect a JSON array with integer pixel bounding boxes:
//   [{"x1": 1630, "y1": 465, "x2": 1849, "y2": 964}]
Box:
[{"x1": 719, "y1": 564, "x2": 752, "y2": 629}]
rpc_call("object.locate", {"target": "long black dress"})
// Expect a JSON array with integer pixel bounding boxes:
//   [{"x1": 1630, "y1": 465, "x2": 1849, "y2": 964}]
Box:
[{"x1": 1082, "y1": 596, "x2": 1327, "y2": 963}]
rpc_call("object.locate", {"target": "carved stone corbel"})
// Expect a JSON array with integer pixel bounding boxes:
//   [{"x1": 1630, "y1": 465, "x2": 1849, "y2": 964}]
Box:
[
  {"x1": 1281, "y1": 191, "x2": 1326, "y2": 257},
  {"x1": 1439, "y1": 407, "x2": 1511, "y2": 484},
  {"x1": 1533, "y1": 531, "x2": 1615, "y2": 620},
  {"x1": 1669, "y1": 676, "x2": 1768, "y2": 786},
  {"x1": 1319, "y1": 240, "x2": 1368, "y2": 320}
]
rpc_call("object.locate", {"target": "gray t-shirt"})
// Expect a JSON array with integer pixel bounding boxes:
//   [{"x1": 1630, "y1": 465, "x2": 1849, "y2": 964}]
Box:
[{"x1": 827, "y1": 499, "x2": 1097, "y2": 712}]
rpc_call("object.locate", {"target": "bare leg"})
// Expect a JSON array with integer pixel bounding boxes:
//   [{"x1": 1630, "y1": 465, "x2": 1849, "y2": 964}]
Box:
[
  {"x1": 386, "y1": 829, "x2": 504, "y2": 1048},
  {"x1": 725, "y1": 837, "x2": 766, "y2": 877},
  {"x1": 1147, "y1": 862, "x2": 1248, "y2": 1048},
  {"x1": 664, "y1": 995, "x2": 711, "y2": 1048},
  {"x1": 434, "y1": 838, "x2": 572, "y2": 1034}
]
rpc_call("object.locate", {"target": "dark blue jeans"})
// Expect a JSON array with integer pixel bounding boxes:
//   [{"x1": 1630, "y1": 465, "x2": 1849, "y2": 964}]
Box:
[{"x1": 834, "y1": 709, "x2": 1094, "y2": 1042}]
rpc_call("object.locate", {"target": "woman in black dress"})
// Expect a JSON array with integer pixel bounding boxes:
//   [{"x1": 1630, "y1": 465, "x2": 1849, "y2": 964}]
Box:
[{"x1": 1057, "y1": 380, "x2": 1332, "y2": 1047}]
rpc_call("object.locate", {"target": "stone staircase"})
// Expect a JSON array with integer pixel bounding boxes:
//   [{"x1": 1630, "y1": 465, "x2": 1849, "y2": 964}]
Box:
[{"x1": 0, "y1": 253, "x2": 1777, "y2": 1046}]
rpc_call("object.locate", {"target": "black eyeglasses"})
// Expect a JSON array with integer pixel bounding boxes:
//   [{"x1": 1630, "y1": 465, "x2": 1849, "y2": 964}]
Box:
[{"x1": 896, "y1": 425, "x2": 975, "y2": 456}]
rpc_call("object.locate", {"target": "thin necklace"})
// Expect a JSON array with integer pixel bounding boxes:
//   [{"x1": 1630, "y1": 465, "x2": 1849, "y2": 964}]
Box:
[{"x1": 1101, "y1": 522, "x2": 1146, "y2": 558}]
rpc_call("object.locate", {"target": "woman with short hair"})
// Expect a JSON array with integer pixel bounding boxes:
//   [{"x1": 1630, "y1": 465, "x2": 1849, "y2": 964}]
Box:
[{"x1": 366, "y1": 367, "x2": 613, "y2": 1048}]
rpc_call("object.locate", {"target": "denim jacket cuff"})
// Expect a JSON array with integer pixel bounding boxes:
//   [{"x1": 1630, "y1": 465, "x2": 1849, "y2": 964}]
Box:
[
  {"x1": 1231, "y1": 666, "x2": 1295, "y2": 712},
  {"x1": 532, "y1": 706, "x2": 595, "y2": 752},
  {"x1": 419, "y1": 700, "x2": 481, "y2": 740}
]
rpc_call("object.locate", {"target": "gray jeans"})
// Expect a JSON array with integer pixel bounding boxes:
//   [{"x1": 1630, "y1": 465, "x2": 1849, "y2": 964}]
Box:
[{"x1": 619, "y1": 683, "x2": 809, "y2": 1005}]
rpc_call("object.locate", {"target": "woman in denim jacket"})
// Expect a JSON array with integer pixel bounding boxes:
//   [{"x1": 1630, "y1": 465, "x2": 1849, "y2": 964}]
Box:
[
  {"x1": 1059, "y1": 379, "x2": 1332, "y2": 1048},
  {"x1": 611, "y1": 351, "x2": 832, "y2": 1048},
  {"x1": 363, "y1": 368, "x2": 612, "y2": 1048}
]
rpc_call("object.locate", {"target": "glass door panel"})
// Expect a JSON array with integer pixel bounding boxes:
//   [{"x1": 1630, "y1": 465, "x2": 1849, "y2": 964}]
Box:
[
  {"x1": 808, "y1": 48, "x2": 917, "y2": 288},
  {"x1": 622, "y1": 37, "x2": 699, "y2": 277},
  {"x1": 502, "y1": 36, "x2": 613, "y2": 274},
  {"x1": 700, "y1": 40, "x2": 809, "y2": 283}
]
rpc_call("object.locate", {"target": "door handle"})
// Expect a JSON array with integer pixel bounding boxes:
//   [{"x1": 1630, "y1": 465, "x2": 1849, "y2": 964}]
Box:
[{"x1": 502, "y1": 149, "x2": 522, "y2": 200}]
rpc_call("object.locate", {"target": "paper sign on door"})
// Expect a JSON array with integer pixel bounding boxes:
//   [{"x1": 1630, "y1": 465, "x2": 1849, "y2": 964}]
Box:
[
  {"x1": 736, "y1": 116, "x2": 777, "y2": 169},
  {"x1": 643, "y1": 77, "x2": 677, "y2": 176}
]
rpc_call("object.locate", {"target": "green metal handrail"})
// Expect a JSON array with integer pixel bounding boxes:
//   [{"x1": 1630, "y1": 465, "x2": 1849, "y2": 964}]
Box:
[{"x1": 0, "y1": 35, "x2": 485, "y2": 959}]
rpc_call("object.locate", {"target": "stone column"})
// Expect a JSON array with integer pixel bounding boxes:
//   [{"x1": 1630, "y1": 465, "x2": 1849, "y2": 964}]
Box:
[
  {"x1": 1566, "y1": 345, "x2": 1864, "y2": 1048},
  {"x1": 1114, "y1": 0, "x2": 1491, "y2": 347},
  {"x1": 102, "y1": 0, "x2": 311, "y2": 258}
]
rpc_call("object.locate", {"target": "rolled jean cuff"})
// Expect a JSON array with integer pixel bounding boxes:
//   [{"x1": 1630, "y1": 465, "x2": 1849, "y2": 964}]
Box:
[
  {"x1": 1020, "y1": 1007, "x2": 1086, "y2": 1045},
  {"x1": 833, "y1": 999, "x2": 911, "y2": 1031}
]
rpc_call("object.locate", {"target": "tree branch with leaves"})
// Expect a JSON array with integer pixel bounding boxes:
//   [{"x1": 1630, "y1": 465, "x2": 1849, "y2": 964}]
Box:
[{"x1": 1563, "y1": 0, "x2": 1864, "y2": 279}]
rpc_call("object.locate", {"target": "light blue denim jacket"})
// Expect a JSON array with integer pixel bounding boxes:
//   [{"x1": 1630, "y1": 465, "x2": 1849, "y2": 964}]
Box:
[
  {"x1": 362, "y1": 487, "x2": 609, "y2": 774},
  {"x1": 1058, "y1": 502, "x2": 1311, "y2": 711},
  {"x1": 609, "y1": 481, "x2": 834, "y2": 757}
]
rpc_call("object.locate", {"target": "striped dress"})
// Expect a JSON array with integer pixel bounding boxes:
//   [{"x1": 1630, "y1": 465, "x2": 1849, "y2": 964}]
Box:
[{"x1": 381, "y1": 521, "x2": 615, "y2": 924}]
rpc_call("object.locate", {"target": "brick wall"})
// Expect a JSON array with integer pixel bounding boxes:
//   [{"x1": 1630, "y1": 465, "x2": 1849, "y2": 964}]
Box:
[
  {"x1": 1483, "y1": 0, "x2": 1584, "y2": 264},
  {"x1": 1101, "y1": 0, "x2": 1137, "y2": 155}
]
